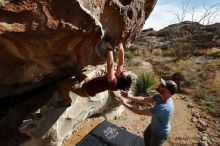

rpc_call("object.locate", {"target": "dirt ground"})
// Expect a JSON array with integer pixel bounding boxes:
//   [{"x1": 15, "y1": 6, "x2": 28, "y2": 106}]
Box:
[
  {"x1": 109, "y1": 94, "x2": 200, "y2": 146},
  {"x1": 64, "y1": 94, "x2": 200, "y2": 146}
]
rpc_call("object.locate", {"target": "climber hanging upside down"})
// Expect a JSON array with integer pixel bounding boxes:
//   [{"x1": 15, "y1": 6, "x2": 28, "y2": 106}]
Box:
[
  {"x1": 80, "y1": 40, "x2": 132, "y2": 97},
  {"x1": 58, "y1": 38, "x2": 132, "y2": 106}
]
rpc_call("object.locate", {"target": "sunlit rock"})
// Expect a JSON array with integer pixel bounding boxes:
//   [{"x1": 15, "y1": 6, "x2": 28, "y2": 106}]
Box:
[{"x1": 0, "y1": 0, "x2": 157, "y2": 97}]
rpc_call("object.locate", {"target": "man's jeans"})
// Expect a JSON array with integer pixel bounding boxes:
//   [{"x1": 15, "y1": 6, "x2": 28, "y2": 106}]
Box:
[{"x1": 144, "y1": 124, "x2": 168, "y2": 146}]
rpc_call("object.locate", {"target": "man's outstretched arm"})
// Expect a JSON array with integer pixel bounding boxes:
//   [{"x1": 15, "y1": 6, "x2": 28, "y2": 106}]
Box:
[
  {"x1": 115, "y1": 97, "x2": 152, "y2": 116},
  {"x1": 115, "y1": 43, "x2": 124, "y2": 77},
  {"x1": 121, "y1": 91, "x2": 155, "y2": 104},
  {"x1": 123, "y1": 103, "x2": 152, "y2": 116}
]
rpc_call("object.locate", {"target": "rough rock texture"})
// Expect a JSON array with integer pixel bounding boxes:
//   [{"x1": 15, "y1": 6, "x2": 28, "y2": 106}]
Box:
[
  {"x1": 135, "y1": 21, "x2": 220, "y2": 50},
  {"x1": 0, "y1": 0, "x2": 157, "y2": 97},
  {"x1": 20, "y1": 89, "x2": 111, "y2": 146},
  {"x1": 19, "y1": 66, "x2": 113, "y2": 146},
  {"x1": 0, "y1": 1, "x2": 157, "y2": 145},
  {"x1": 0, "y1": 65, "x2": 116, "y2": 146}
]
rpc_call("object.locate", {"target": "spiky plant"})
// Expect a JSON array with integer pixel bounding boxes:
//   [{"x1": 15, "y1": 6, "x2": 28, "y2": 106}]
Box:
[{"x1": 133, "y1": 72, "x2": 158, "y2": 96}]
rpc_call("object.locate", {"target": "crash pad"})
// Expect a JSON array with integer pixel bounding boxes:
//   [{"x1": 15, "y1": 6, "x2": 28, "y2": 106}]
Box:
[{"x1": 77, "y1": 120, "x2": 145, "y2": 146}]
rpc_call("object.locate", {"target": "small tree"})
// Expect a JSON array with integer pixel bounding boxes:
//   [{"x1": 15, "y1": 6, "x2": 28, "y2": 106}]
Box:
[{"x1": 170, "y1": 0, "x2": 220, "y2": 25}]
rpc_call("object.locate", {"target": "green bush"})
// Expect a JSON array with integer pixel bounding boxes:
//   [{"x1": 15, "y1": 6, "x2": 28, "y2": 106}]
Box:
[
  {"x1": 134, "y1": 45, "x2": 142, "y2": 56},
  {"x1": 129, "y1": 45, "x2": 143, "y2": 56},
  {"x1": 133, "y1": 72, "x2": 158, "y2": 96},
  {"x1": 124, "y1": 51, "x2": 134, "y2": 60},
  {"x1": 163, "y1": 47, "x2": 177, "y2": 56},
  {"x1": 177, "y1": 43, "x2": 193, "y2": 57},
  {"x1": 163, "y1": 43, "x2": 194, "y2": 58}
]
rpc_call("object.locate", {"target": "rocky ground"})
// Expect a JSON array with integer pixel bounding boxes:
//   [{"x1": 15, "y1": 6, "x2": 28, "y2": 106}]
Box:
[
  {"x1": 63, "y1": 93, "x2": 220, "y2": 146},
  {"x1": 63, "y1": 57, "x2": 220, "y2": 146},
  {"x1": 108, "y1": 94, "x2": 200, "y2": 146},
  {"x1": 115, "y1": 94, "x2": 220, "y2": 146}
]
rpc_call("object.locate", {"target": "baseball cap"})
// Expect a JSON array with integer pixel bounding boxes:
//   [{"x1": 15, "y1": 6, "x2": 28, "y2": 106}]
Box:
[{"x1": 160, "y1": 78, "x2": 177, "y2": 95}]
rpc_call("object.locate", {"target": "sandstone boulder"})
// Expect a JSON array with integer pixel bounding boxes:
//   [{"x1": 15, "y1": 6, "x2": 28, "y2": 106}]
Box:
[
  {"x1": 0, "y1": 65, "x2": 118, "y2": 146},
  {"x1": 0, "y1": 0, "x2": 157, "y2": 97}
]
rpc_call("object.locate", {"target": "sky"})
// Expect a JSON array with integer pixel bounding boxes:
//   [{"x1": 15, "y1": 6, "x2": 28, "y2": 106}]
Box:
[{"x1": 143, "y1": 0, "x2": 220, "y2": 30}]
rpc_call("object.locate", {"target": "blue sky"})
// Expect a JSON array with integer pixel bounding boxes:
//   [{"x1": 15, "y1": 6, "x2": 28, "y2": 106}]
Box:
[{"x1": 143, "y1": 0, "x2": 220, "y2": 30}]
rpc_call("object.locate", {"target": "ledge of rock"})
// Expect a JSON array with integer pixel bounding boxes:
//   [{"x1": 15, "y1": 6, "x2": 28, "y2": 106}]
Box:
[{"x1": 0, "y1": 0, "x2": 157, "y2": 97}]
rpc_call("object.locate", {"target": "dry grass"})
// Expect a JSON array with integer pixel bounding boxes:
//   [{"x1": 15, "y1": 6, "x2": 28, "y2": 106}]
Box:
[
  {"x1": 124, "y1": 51, "x2": 135, "y2": 60},
  {"x1": 127, "y1": 44, "x2": 220, "y2": 116},
  {"x1": 169, "y1": 58, "x2": 220, "y2": 117},
  {"x1": 152, "y1": 49, "x2": 163, "y2": 56},
  {"x1": 162, "y1": 43, "x2": 193, "y2": 58},
  {"x1": 203, "y1": 77, "x2": 218, "y2": 116},
  {"x1": 213, "y1": 71, "x2": 220, "y2": 90},
  {"x1": 167, "y1": 58, "x2": 201, "y2": 87}
]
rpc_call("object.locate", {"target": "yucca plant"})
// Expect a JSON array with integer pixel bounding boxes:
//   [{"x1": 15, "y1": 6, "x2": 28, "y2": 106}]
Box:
[{"x1": 133, "y1": 72, "x2": 158, "y2": 96}]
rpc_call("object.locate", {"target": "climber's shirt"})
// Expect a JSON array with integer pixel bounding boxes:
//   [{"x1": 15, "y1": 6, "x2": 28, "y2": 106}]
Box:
[{"x1": 83, "y1": 75, "x2": 118, "y2": 97}]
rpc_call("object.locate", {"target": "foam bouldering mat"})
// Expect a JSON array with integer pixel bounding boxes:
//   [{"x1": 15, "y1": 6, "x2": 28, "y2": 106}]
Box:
[
  {"x1": 76, "y1": 134, "x2": 108, "y2": 146},
  {"x1": 77, "y1": 120, "x2": 145, "y2": 146}
]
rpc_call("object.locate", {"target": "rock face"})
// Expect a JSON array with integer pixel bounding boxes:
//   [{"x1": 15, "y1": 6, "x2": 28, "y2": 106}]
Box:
[
  {"x1": 20, "y1": 84, "x2": 111, "y2": 145},
  {"x1": 0, "y1": 0, "x2": 157, "y2": 97},
  {"x1": 135, "y1": 21, "x2": 220, "y2": 50},
  {"x1": 0, "y1": 1, "x2": 157, "y2": 145},
  {"x1": 0, "y1": 65, "x2": 117, "y2": 146}
]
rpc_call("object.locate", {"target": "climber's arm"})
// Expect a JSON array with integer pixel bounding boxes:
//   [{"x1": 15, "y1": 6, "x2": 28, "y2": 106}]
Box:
[
  {"x1": 115, "y1": 43, "x2": 124, "y2": 77},
  {"x1": 106, "y1": 43, "x2": 115, "y2": 82}
]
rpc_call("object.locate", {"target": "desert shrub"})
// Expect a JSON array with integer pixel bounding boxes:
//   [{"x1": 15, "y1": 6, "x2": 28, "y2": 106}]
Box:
[
  {"x1": 114, "y1": 50, "x2": 134, "y2": 62},
  {"x1": 129, "y1": 45, "x2": 143, "y2": 56},
  {"x1": 163, "y1": 47, "x2": 177, "y2": 56},
  {"x1": 177, "y1": 43, "x2": 193, "y2": 57},
  {"x1": 134, "y1": 46, "x2": 142, "y2": 56},
  {"x1": 152, "y1": 49, "x2": 163, "y2": 56},
  {"x1": 129, "y1": 45, "x2": 141, "y2": 51},
  {"x1": 195, "y1": 90, "x2": 220, "y2": 117},
  {"x1": 124, "y1": 51, "x2": 134, "y2": 60},
  {"x1": 167, "y1": 58, "x2": 200, "y2": 87},
  {"x1": 133, "y1": 72, "x2": 158, "y2": 96},
  {"x1": 207, "y1": 51, "x2": 220, "y2": 59},
  {"x1": 163, "y1": 43, "x2": 194, "y2": 58}
]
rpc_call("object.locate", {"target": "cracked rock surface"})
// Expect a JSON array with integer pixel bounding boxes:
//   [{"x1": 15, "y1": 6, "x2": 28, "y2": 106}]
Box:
[
  {"x1": 0, "y1": 1, "x2": 157, "y2": 145},
  {"x1": 0, "y1": 0, "x2": 157, "y2": 97}
]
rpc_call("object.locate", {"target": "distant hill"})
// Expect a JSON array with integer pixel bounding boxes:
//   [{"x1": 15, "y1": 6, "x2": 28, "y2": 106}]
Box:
[{"x1": 135, "y1": 21, "x2": 220, "y2": 50}]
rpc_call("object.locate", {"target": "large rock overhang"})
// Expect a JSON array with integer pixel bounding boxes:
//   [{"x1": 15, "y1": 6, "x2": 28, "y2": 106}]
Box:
[{"x1": 0, "y1": 0, "x2": 157, "y2": 97}]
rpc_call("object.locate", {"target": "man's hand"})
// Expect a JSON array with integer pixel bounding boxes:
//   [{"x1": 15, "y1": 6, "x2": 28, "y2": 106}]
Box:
[{"x1": 121, "y1": 91, "x2": 129, "y2": 98}]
